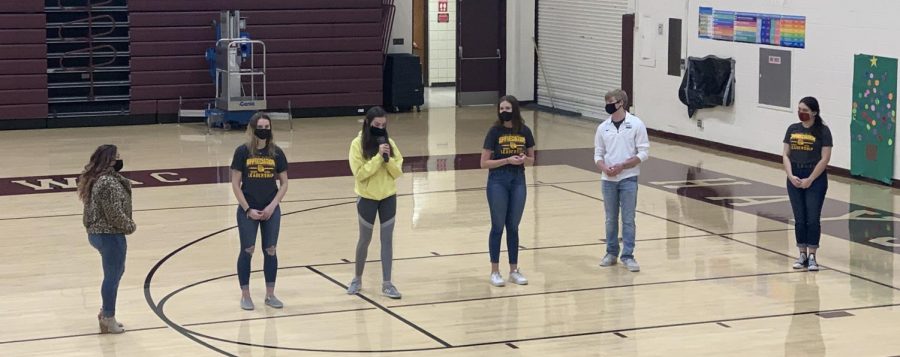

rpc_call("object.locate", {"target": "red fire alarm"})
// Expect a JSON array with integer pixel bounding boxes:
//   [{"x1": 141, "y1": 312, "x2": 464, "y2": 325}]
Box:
[
  {"x1": 438, "y1": 0, "x2": 448, "y2": 12},
  {"x1": 438, "y1": 13, "x2": 449, "y2": 23}
]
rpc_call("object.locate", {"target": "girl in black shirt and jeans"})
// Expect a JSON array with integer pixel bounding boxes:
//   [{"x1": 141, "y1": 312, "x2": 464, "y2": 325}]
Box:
[
  {"x1": 480, "y1": 96, "x2": 535, "y2": 287},
  {"x1": 783, "y1": 97, "x2": 832, "y2": 271},
  {"x1": 230, "y1": 113, "x2": 289, "y2": 310}
]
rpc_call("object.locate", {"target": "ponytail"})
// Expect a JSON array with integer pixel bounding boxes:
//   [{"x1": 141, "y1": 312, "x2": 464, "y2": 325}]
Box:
[
  {"x1": 812, "y1": 114, "x2": 825, "y2": 138},
  {"x1": 799, "y1": 96, "x2": 825, "y2": 138}
]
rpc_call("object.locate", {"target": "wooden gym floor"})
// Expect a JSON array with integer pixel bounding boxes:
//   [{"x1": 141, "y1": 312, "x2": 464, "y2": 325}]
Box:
[{"x1": 1, "y1": 107, "x2": 899, "y2": 356}]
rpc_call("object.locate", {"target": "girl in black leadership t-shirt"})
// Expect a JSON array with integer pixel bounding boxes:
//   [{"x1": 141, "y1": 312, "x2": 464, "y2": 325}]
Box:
[
  {"x1": 230, "y1": 112, "x2": 289, "y2": 311},
  {"x1": 782, "y1": 96, "x2": 832, "y2": 272},
  {"x1": 480, "y1": 95, "x2": 535, "y2": 287}
]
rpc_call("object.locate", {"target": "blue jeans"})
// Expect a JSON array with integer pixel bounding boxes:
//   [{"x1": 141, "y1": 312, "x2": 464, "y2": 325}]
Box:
[
  {"x1": 236, "y1": 206, "x2": 281, "y2": 289},
  {"x1": 602, "y1": 176, "x2": 638, "y2": 259},
  {"x1": 486, "y1": 169, "x2": 527, "y2": 264},
  {"x1": 786, "y1": 166, "x2": 827, "y2": 249},
  {"x1": 88, "y1": 233, "x2": 127, "y2": 317}
]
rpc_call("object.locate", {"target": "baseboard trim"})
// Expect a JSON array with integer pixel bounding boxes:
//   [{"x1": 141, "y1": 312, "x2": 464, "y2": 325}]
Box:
[
  {"x1": 647, "y1": 128, "x2": 899, "y2": 188},
  {"x1": 0, "y1": 106, "x2": 374, "y2": 130}
]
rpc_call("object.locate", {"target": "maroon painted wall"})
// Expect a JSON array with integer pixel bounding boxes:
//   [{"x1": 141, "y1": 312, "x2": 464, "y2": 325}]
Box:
[
  {"x1": 128, "y1": 0, "x2": 385, "y2": 116},
  {"x1": 0, "y1": 1, "x2": 47, "y2": 120}
]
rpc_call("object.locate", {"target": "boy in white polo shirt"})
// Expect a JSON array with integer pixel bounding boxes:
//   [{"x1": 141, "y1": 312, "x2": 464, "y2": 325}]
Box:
[{"x1": 594, "y1": 89, "x2": 649, "y2": 272}]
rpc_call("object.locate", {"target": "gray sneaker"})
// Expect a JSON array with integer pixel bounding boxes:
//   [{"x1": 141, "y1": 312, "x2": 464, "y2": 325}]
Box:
[
  {"x1": 622, "y1": 257, "x2": 640, "y2": 272},
  {"x1": 265, "y1": 295, "x2": 283, "y2": 308},
  {"x1": 382, "y1": 282, "x2": 402, "y2": 299},
  {"x1": 600, "y1": 254, "x2": 618, "y2": 267},
  {"x1": 347, "y1": 277, "x2": 362, "y2": 295},
  {"x1": 807, "y1": 254, "x2": 820, "y2": 271},
  {"x1": 240, "y1": 297, "x2": 255, "y2": 311}
]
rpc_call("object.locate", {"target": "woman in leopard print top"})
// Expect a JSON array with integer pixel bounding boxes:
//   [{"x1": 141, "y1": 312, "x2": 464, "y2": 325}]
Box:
[{"x1": 78, "y1": 144, "x2": 135, "y2": 334}]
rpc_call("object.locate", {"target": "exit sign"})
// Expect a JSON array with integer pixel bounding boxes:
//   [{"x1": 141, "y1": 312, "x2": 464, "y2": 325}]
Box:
[
  {"x1": 438, "y1": 0, "x2": 448, "y2": 12},
  {"x1": 438, "y1": 13, "x2": 449, "y2": 23}
]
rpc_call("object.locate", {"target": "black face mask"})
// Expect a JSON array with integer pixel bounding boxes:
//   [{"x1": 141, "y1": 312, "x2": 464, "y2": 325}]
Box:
[
  {"x1": 113, "y1": 159, "x2": 124, "y2": 172},
  {"x1": 499, "y1": 111, "x2": 514, "y2": 122},
  {"x1": 254, "y1": 128, "x2": 272, "y2": 141},
  {"x1": 605, "y1": 102, "x2": 620, "y2": 115},
  {"x1": 369, "y1": 126, "x2": 387, "y2": 137}
]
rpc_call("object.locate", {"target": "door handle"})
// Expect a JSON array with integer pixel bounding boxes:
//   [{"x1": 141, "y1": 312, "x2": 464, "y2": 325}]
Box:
[{"x1": 459, "y1": 48, "x2": 502, "y2": 61}]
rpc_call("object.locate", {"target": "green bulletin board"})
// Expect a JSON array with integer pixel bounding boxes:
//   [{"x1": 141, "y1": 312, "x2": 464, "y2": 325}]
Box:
[{"x1": 851, "y1": 54, "x2": 897, "y2": 184}]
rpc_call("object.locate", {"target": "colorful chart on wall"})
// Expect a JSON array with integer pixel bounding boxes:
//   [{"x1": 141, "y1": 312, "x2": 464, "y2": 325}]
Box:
[
  {"x1": 712, "y1": 10, "x2": 735, "y2": 41},
  {"x1": 698, "y1": 7, "x2": 713, "y2": 39},
  {"x1": 779, "y1": 15, "x2": 806, "y2": 48},
  {"x1": 851, "y1": 54, "x2": 897, "y2": 184},
  {"x1": 758, "y1": 14, "x2": 782, "y2": 46},
  {"x1": 734, "y1": 12, "x2": 759, "y2": 43},
  {"x1": 698, "y1": 7, "x2": 805, "y2": 49}
]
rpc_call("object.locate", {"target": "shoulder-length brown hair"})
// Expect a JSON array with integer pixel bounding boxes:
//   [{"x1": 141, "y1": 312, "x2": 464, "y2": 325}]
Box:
[
  {"x1": 245, "y1": 112, "x2": 279, "y2": 157},
  {"x1": 494, "y1": 95, "x2": 524, "y2": 133},
  {"x1": 77, "y1": 144, "x2": 118, "y2": 202}
]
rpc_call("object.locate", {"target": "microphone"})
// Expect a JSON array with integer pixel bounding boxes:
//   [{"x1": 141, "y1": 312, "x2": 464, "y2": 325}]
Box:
[{"x1": 376, "y1": 136, "x2": 389, "y2": 162}]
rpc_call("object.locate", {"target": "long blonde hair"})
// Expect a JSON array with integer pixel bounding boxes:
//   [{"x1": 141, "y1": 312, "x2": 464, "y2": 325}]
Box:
[
  {"x1": 77, "y1": 144, "x2": 117, "y2": 202},
  {"x1": 245, "y1": 112, "x2": 277, "y2": 156}
]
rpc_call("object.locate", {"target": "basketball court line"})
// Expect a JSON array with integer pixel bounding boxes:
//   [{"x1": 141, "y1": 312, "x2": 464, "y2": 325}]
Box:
[
  {"x1": 0, "y1": 183, "x2": 535, "y2": 221},
  {"x1": 0, "y1": 307, "x2": 376, "y2": 346},
  {"x1": 386, "y1": 270, "x2": 814, "y2": 309},
  {"x1": 0, "y1": 195, "x2": 362, "y2": 222},
  {"x1": 306, "y1": 266, "x2": 454, "y2": 347},
  {"x1": 414, "y1": 302, "x2": 900, "y2": 350}
]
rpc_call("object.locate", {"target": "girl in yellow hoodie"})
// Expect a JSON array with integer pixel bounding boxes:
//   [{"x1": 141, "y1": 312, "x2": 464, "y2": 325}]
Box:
[{"x1": 347, "y1": 106, "x2": 404, "y2": 299}]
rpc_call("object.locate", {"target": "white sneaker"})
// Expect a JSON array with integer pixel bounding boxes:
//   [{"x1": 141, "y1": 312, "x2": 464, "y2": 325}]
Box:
[
  {"x1": 490, "y1": 272, "x2": 506, "y2": 287},
  {"x1": 509, "y1": 269, "x2": 528, "y2": 285}
]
